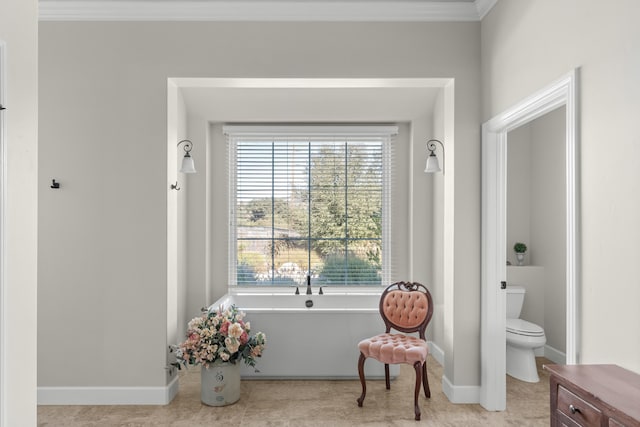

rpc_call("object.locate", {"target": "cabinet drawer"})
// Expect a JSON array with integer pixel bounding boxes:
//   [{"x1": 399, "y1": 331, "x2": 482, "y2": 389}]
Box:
[
  {"x1": 557, "y1": 385, "x2": 602, "y2": 427},
  {"x1": 556, "y1": 410, "x2": 584, "y2": 427}
]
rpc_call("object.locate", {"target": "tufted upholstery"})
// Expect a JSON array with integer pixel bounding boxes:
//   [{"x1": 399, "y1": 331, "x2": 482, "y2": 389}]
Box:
[
  {"x1": 356, "y1": 282, "x2": 434, "y2": 421},
  {"x1": 358, "y1": 333, "x2": 428, "y2": 364},
  {"x1": 382, "y1": 290, "x2": 429, "y2": 329}
]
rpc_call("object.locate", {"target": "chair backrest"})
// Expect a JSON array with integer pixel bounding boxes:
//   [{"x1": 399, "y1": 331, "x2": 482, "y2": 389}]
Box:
[{"x1": 379, "y1": 281, "x2": 434, "y2": 339}]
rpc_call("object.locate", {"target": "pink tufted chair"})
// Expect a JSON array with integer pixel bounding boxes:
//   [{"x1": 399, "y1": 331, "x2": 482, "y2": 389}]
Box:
[{"x1": 357, "y1": 281, "x2": 434, "y2": 421}]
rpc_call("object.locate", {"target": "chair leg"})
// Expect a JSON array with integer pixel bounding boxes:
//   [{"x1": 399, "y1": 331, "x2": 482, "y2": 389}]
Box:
[
  {"x1": 413, "y1": 361, "x2": 422, "y2": 420},
  {"x1": 357, "y1": 352, "x2": 367, "y2": 407},
  {"x1": 385, "y1": 363, "x2": 390, "y2": 390},
  {"x1": 422, "y1": 360, "x2": 431, "y2": 398}
]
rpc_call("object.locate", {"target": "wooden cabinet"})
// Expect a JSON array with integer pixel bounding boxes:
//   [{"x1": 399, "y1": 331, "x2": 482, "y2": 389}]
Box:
[{"x1": 545, "y1": 364, "x2": 640, "y2": 427}]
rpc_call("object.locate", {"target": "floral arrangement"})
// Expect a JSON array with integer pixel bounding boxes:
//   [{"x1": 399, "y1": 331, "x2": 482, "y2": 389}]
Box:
[{"x1": 172, "y1": 305, "x2": 266, "y2": 369}]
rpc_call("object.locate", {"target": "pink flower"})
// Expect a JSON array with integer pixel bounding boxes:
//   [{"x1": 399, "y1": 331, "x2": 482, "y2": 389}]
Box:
[
  {"x1": 220, "y1": 321, "x2": 230, "y2": 336},
  {"x1": 239, "y1": 331, "x2": 249, "y2": 345}
]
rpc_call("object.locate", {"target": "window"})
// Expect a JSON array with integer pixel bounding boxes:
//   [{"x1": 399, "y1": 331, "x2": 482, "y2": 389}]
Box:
[{"x1": 225, "y1": 125, "x2": 397, "y2": 287}]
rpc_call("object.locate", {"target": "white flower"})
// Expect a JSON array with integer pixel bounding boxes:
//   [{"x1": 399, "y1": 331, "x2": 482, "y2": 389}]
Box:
[
  {"x1": 188, "y1": 316, "x2": 203, "y2": 329},
  {"x1": 228, "y1": 322, "x2": 243, "y2": 338},
  {"x1": 225, "y1": 336, "x2": 240, "y2": 354}
]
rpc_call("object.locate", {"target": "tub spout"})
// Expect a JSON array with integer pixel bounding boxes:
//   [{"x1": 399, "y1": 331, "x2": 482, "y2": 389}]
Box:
[
  {"x1": 306, "y1": 275, "x2": 312, "y2": 295},
  {"x1": 295, "y1": 286, "x2": 300, "y2": 295}
]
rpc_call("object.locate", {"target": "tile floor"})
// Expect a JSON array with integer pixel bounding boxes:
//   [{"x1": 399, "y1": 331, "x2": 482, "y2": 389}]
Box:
[{"x1": 38, "y1": 356, "x2": 550, "y2": 426}]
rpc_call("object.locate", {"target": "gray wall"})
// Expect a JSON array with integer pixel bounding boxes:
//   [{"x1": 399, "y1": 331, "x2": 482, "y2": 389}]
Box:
[
  {"x1": 506, "y1": 125, "x2": 532, "y2": 267},
  {"x1": 531, "y1": 108, "x2": 566, "y2": 353},
  {"x1": 483, "y1": 0, "x2": 640, "y2": 371},
  {"x1": 38, "y1": 21, "x2": 482, "y2": 391}
]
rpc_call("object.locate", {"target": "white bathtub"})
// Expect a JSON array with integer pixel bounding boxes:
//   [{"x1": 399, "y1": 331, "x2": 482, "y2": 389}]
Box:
[{"x1": 211, "y1": 288, "x2": 399, "y2": 379}]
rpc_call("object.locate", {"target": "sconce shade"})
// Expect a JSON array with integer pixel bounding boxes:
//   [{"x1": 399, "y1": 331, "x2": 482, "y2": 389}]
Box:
[
  {"x1": 424, "y1": 152, "x2": 441, "y2": 173},
  {"x1": 180, "y1": 152, "x2": 196, "y2": 174}
]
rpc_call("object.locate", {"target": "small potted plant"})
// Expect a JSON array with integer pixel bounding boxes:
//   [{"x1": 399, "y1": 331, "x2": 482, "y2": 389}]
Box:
[
  {"x1": 172, "y1": 305, "x2": 266, "y2": 406},
  {"x1": 514, "y1": 242, "x2": 527, "y2": 266}
]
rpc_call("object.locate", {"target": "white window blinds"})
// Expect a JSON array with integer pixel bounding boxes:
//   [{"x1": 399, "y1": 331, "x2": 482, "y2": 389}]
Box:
[{"x1": 225, "y1": 125, "x2": 397, "y2": 287}]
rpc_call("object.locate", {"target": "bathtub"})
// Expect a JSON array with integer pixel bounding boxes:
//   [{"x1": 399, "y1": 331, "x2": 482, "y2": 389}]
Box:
[{"x1": 211, "y1": 288, "x2": 400, "y2": 379}]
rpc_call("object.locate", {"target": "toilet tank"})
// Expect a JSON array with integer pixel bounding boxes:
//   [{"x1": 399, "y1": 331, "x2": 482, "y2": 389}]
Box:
[{"x1": 506, "y1": 285, "x2": 526, "y2": 318}]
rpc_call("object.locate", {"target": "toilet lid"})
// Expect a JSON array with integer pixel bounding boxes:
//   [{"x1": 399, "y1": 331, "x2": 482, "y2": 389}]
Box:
[{"x1": 506, "y1": 318, "x2": 545, "y2": 337}]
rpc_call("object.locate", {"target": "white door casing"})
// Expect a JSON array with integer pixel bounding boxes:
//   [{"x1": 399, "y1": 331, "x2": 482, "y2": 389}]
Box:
[
  {"x1": 0, "y1": 40, "x2": 6, "y2": 427},
  {"x1": 480, "y1": 69, "x2": 580, "y2": 411}
]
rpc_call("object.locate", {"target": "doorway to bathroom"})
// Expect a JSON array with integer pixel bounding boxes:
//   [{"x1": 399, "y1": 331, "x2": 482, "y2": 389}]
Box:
[
  {"x1": 506, "y1": 106, "x2": 567, "y2": 378},
  {"x1": 480, "y1": 70, "x2": 580, "y2": 411}
]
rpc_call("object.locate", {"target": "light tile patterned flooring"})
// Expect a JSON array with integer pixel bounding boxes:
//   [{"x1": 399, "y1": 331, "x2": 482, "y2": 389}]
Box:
[{"x1": 38, "y1": 356, "x2": 550, "y2": 426}]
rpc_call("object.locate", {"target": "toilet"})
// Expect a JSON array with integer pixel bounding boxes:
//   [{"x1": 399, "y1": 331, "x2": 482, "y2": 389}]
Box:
[{"x1": 506, "y1": 285, "x2": 546, "y2": 382}]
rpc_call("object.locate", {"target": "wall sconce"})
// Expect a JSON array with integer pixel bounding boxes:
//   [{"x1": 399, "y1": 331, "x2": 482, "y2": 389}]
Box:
[
  {"x1": 424, "y1": 139, "x2": 444, "y2": 174},
  {"x1": 178, "y1": 139, "x2": 196, "y2": 174},
  {"x1": 170, "y1": 139, "x2": 196, "y2": 190}
]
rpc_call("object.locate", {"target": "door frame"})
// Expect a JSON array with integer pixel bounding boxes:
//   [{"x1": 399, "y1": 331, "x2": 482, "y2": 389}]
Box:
[
  {"x1": 480, "y1": 69, "x2": 580, "y2": 410},
  {"x1": 0, "y1": 40, "x2": 6, "y2": 426}
]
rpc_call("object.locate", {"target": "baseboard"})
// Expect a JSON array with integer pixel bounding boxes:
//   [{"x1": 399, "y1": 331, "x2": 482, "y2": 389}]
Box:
[
  {"x1": 427, "y1": 341, "x2": 445, "y2": 366},
  {"x1": 37, "y1": 376, "x2": 179, "y2": 405},
  {"x1": 442, "y1": 375, "x2": 480, "y2": 404},
  {"x1": 544, "y1": 344, "x2": 566, "y2": 365},
  {"x1": 430, "y1": 341, "x2": 481, "y2": 404}
]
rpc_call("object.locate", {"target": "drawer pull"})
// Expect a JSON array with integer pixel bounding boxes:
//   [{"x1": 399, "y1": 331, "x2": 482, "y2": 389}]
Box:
[{"x1": 569, "y1": 404, "x2": 581, "y2": 415}]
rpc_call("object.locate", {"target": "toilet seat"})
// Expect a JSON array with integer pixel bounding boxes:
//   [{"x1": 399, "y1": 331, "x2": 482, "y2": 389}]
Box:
[{"x1": 506, "y1": 318, "x2": 545, "y2": 337}]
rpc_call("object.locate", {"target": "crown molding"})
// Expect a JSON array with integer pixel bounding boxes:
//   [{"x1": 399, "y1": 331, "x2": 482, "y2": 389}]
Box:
[
  {"x1": 38, "y1": 0, "x2": 496, "y2": 22},
  {"x1": 474, "y1": 0, "x2": 498, "y2": 19}
]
